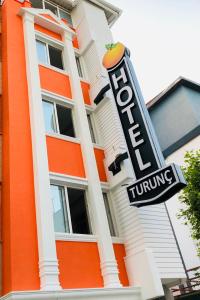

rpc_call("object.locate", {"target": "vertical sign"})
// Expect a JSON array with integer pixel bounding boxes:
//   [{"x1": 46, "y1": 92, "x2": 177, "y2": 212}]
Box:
[{"x1": 103, "y1": 43, "x2": 186, "y2": 207}]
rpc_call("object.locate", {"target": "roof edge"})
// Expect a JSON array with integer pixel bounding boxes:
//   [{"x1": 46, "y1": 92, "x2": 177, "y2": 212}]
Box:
[
  {"x1": 87, "y1": 0, "x2": 122, "y2": 26},
  {"x1": 147, "y1": 77, "x2": 200, "y2": 110}
]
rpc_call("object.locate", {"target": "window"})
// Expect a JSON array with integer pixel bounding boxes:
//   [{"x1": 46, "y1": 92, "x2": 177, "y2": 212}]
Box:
[
  {"x1": 51, "y1": 185, "x2": 69, "y2": 233},
  {"x1": 36, "y1": 40, "x2": 64, "y2": 70},
  {"x1": 87, "y1": 113, "x2": 96, "y2": 143},
  {"x1": 43, "y1": 100, "x2": 76, "y2": 138},
  {"x1": 31, "y1": 0, "x2": 43, "y2": 8},
  {"x1": 103, "y1": 193, "x2": 117, "y2": 237},
  {"x1": 31, "y1": 0, "x2": 73, "y2": 25},
  {"x1": 75, "y1": 55, "x2": 84, "y2": 78},
  {"x1": 44, "y1": 1, "x2": 58, "y2": 16},
  {"x1": 51, "y1": 185, "x2": 92, "y2": 234},
  {"x1": 36, "y1": 40, "x2": 48, "y2": 65},
  {"x1": 59, "y1": 9, "x2": 72, "y2": 25}
]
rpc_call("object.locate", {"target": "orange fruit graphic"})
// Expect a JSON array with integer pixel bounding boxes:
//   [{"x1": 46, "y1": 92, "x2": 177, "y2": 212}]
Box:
[{"x1": 103, "y1": 42, "x2": 125, "y2": 69}]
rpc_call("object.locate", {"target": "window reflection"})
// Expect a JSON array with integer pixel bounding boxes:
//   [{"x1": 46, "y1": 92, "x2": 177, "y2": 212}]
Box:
[{"x1": 43, "y1": 101, "x2": 57, "y2": 133}]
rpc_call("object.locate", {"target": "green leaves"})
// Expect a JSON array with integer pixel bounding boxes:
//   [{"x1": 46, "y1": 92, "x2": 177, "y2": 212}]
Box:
[
  {"x1": 105, "y1": 43, "x2": 117, "y2": 50},
  {"x1": 178, "y1": 150, "x2": 200, "y2": 256}
]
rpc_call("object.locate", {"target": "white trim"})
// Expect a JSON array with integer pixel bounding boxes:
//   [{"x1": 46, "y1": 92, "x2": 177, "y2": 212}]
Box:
[
  {"x1": 42, "y1": 89, "x2": 74, "y2": 105},
  {"x1": 19, "y1": 8, "x2": 75, "y2": 36},
  {"x1": 35, "y1": 30, "x2": 64, "y2": 47},
  {"x1": 85, "y1": 104, "x2": 95, "y2": 111},
  {"x1": 103, "y1": 192, "x2": 119, "y2": 238},
  {"x1": 38, "y1": 62, "x2": 69, "y2": 75},
  {"x1": 42, "y1": 91, "x2": 74, "y2": 108},
  {"x1": 55, "y1": 233, "x2": 98, "y2": 242},
  {"x1": 46, "y1": 132, "x2": 81, "y2": 144},
  {"x1": 101, "y1": 182, "x2": 110, "y2": 190},
  {"x1": 75, "y1": 53, "x2": 89, "y2": 82},
  {"x1": 93, "y1": 143, "x2": 104, "y2": 150},
  {"x1": 49, "y1": 172, "x2": 88, "y2": 188},
  {"x1": 64, "y1": 186, "x2": 73, "y2": 233},
  {"x1": 0, "y1": 287, "x2": 142, "y2": 300},
  {"x1": 112, "y1": 237, "x2": 124, "y2": 244},
  {"x1": 21, "y1": 10, "x2": 61, "y2": 290}
]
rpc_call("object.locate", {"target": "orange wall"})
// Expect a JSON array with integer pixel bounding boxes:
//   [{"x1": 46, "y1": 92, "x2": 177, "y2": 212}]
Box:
[
  {"x1": 2, "y1": 0, "x2": 40, "y2": 294},
  {"x1": 113, "y1": 244, "x2": 129, "y2": 286},
  {"x1": 73, "y1": 36, "x2": 79, "y2": 49},
  {"x1": 94, "y1": 148, "x2": 107, "y2": 182},
  {"x1": 56, "y1": 242, "x2": 129, "y2": 288},
  {"x1": 56, "y1": 241, "x2": 103, "y2": 289},
  {"x1": 81, "y1": 81, "x2": 91, "y2": 105},
  {"x1": 34, "y1": 24, "x2": 62, "y2": 41},
  {"x1": 39, "y1": 65, "x2": 72, "y2": 98},
  {"x1": 46, "y1": 136, "x2": 86, "y2": 178}
]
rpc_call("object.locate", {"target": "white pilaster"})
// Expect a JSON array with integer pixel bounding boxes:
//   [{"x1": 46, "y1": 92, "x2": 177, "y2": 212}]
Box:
[
  {"x1": 21, "y1": 11, "x2": 61, "y2": 290},
  {"x1": 62, "y1": 31, "x2": 121, "y2": 288}
]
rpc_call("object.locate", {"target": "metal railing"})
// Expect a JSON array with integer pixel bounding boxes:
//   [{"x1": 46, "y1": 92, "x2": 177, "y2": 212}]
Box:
[{"x1": 171, "y1": 266, "x2": 200, "y2": 297}]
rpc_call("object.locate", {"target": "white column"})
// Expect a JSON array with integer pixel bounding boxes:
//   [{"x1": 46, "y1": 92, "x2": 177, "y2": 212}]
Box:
[
  {"x1": 62, "y1": 31, "x2": 121, "y2": 288},
  {"x1": 21, "y1": 11, "x2": 61, "y2": 290}
]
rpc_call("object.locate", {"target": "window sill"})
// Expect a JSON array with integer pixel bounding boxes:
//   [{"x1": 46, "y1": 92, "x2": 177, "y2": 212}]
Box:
[
  {"x1": 55, "y1": 233, "x2": 124, "y2": 244},
  {"x1": 93, "y1": 143, "x2": 105, "y2": 150},
  {"x1": 112, "y1": 237, "x2": 124, "y2": 244},
  {"x1": 55, "y1": 233, "x2": 98, "y2": 242},
  {"x1": 80, "y1": 78, "x2": 90, "y2": 84},
  {"x1": 46, "y1": 132, "x2": 81, "y2": 144},
  {"x1": 39, "y1": 63, "x2": 70, "y2": 76}
]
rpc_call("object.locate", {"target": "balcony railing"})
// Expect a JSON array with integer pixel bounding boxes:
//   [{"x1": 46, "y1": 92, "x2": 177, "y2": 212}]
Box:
[{"x1": 171, "y1": 266, "x2": 200, "y2": 298}]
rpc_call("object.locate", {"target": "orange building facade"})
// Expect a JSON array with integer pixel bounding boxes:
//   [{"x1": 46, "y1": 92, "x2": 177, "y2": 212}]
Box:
[{"x1": 0, "y1": 1, "x2": 186, "y2": 300}]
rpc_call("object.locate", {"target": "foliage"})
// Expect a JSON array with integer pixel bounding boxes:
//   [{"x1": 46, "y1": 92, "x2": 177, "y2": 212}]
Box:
[
  {"x1": 105, "y1": 43, "x2": 117, "y2": 50},
  {"x1": 178, "y1": 150, "x2": 200, "y2": 256}
]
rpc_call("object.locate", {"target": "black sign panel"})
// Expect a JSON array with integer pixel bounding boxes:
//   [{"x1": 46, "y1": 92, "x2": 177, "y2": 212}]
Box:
[
  {"x1": 105, "y1": 47, "x2": 186, "y2": 207},
  {"x1": 127, "y1": 164, "x2": 186, "y2": 207},
  {"x1": 108, "y1": 55, "x2": 160, "y2": 180}
]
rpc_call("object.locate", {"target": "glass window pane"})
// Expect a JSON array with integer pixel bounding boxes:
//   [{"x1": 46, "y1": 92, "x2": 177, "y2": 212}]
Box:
[
  {"x1": 75, "y1": 56, "x2": 83, "y2": 78},
  {"x1": 48, "y1": 45, "x2": 64, "y2": 70},
  {"x1": 51, "y1": 185, "x2": 70, "y2": 233},
  {"x1": 59, "y1": 9, "x2": 72, "y2": 25},
  {"x1": 87, "y1": 114, "x2": 96, "y2": 143},
  {"x1": 67, "y1": 188, "x2": 91, "y2": 234},
  {"x1": 103, "y1": 193, "x2": 116, "y2": 236},
  {"x1": 36, "y1": 40, "x2": 48, "y2": 65},
  {"x1": 30, "y1": 0, "x2": 43, "y2": 8},
  {"x1": 42, "y1": 101, "x2": 57, "y2": 133},
  {"x1": 56, "y1": 104, "x2": 75, "y2": 137},
  {"x1": 44, "y1": 1, "x2": 58, "y2": 15}
]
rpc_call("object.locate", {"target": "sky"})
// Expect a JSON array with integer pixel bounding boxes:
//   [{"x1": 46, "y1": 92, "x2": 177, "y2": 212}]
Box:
[{"x1": 108, "y1": 0, "x2": 200, "y2": 102}]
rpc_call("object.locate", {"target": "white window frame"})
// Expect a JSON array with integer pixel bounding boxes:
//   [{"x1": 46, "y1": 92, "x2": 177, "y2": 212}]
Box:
[
  {"x1": 102, "y1": 191, "x2": 119, "y2": 238},
  {"x1": 86, "y1": 112, "x2": 97, "y2": 144},
  {"x1": 50, "y1": 181, "x2": 93, "y2": 236},
  {"x1": 32, "y1": 0, "x2": 73, "y2": 25},
  {"x1": 36, "y1": 36, "x2": 65, "y2": 71},
  {"x1": 75, "y1": 52, "x2": 88, "y2": 80},
  {"x1": 42, "y1": 93, "x2": 77, "y2": 139},
  {"x1": 86, "y1": 108, "x2": 103, "y2": 146}
]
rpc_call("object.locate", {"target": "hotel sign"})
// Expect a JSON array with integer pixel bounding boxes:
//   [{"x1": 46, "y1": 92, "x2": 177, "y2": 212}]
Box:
[{"x1": 103, "y1": 43, "x2": 186, "y2": 207}]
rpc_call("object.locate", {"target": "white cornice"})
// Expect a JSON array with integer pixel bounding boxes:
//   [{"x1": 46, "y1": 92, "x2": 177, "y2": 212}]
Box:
[
  {"x1": 19, "y1": 8, "x2": 76, "y2": 37},
  {"x1": 1, "y1": 287, "x2": 142, "y2": 300},
  {"x1": 39, "y1": 0, "x2": 122, "y2": 26}
]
